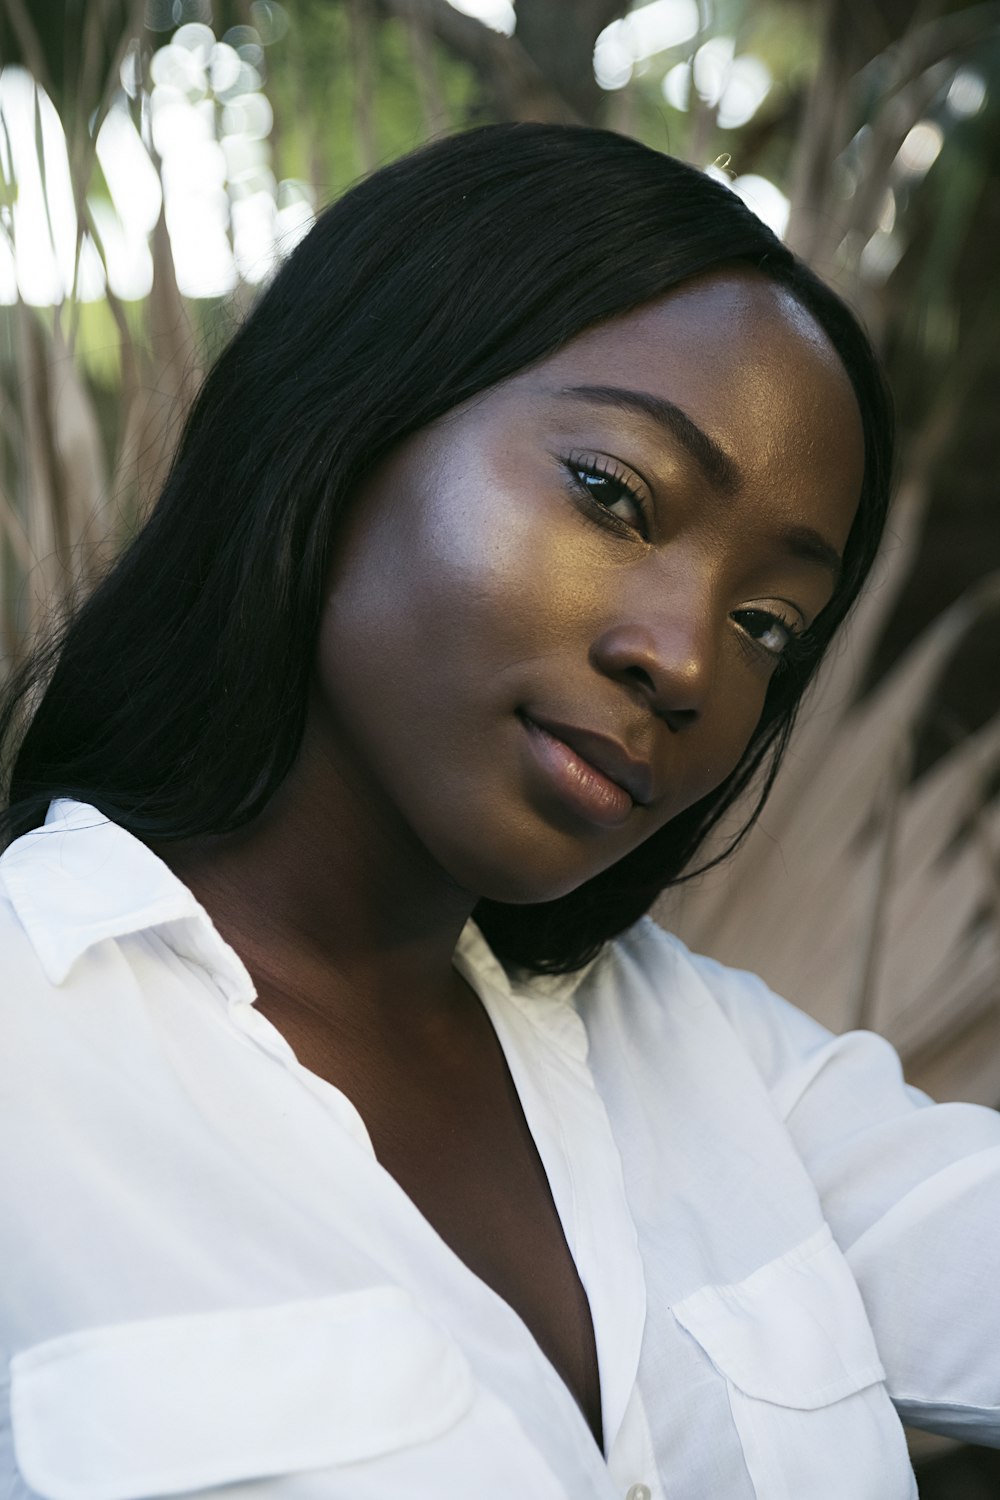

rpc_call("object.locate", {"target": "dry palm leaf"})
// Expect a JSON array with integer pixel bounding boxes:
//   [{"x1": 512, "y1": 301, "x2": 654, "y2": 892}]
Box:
[{"x1": 658, "y1": 574, "x2": 1000, "y2": 1104}]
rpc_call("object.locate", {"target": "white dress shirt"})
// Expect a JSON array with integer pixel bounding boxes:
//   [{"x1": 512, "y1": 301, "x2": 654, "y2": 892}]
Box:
[{"x1": 2, "y1": 799, "x2": 999, "y2": 1500}]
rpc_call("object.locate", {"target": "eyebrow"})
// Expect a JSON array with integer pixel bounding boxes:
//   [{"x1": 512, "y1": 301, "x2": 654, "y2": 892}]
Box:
[
  {"x1": 779, "y1": 524, "x2": 843, "y2": 581},
  {"x1": 551, "y1": 382, "x2": 843, "y2": 582},
  {"x1": 553, "y1": 383, "x2": 740, "y2": 493}
]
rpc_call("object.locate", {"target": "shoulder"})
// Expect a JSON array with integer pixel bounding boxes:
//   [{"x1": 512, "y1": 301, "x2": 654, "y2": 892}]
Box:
[
  {"x1": 0, "y1": 876, "x2": 65, "y2": 1018},
  {"x1": 594, "y1": 915, "x2": 842, "y2": 1095},
  {"x1": 587, "y1": 917, "x2": 978, "y2": 1142},
  {"x1": 0, "y1": 868, "x2": 134, "y2": 1124},
  {"x1": 599, "y1": 920, "x2": 1000, "y2": 1171},
  {"x1": 0, "y1": 828, "x2": 203, "y2": 1121}
]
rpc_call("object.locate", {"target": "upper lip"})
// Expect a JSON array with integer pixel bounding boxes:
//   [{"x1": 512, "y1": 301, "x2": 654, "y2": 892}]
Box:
[{"x1": 524, "y1": 713, "x2": 656, "y2": 806}]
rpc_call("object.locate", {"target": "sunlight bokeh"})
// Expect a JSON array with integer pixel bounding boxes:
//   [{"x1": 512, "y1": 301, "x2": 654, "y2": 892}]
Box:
[{"x1": 0, "y1": 7, "x2": 315, "y2": 307}]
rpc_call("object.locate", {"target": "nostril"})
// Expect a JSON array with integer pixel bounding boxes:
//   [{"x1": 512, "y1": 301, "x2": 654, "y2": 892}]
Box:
[
  {"x1": 596, "y1": 634, "x2": 706, "y2": 723},
  {"x1": 622, "y1": 665, "x2": 657, "y2": 694},
  {"x1": 661, "y1": 707, "x2": 698, "y2": 733},
  {"x1": 617, "y1": 665, "x2": 701, "y2": 730}
]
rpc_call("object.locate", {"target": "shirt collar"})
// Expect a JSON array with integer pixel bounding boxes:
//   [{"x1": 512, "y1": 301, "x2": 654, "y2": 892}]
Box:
[
  {"x1": 0, "y1": 799, "x2": 245, "y2": 989},
  {"x1": 3, "y1": 800, "x2": 603, "y2": 1019},
  {"x1": 455, "y1": 912, "x2": 605, "y2": 1016}
]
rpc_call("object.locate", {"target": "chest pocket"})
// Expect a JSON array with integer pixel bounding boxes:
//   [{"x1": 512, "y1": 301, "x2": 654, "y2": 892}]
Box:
[
  {"x1": 671, "y1": 1227, "x2": 917, "y2": 1500},
  {"x1": 10, "y1": 1287, "x2": 484, "y2": 1499}
]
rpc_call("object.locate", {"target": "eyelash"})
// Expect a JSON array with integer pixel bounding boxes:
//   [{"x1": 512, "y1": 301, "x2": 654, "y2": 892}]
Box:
[
  {"x1": 731, "y1": 608, "x2": 803, "y2": 667},
  {"x1": 562, "y1": 453, "x2": 810, "y2": 670},
  {"x1": 562, "y1": 454, "x2": 650, "y2": 538}
]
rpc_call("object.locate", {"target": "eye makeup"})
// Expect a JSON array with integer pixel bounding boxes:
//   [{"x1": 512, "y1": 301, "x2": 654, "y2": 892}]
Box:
[{"x1": 560, "y1": 451, "x2": 651, "y2": 539}]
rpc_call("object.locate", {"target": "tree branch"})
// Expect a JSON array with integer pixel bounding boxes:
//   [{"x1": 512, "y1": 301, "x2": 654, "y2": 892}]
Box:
[
  {"x1": 373, "y1": 0, "x2": 580, "y2": 122},
  {"x1": 0, "y1": 0, "x2": 55, "y2": 95},
  {"x1": 514, "y1": 0, "x2": 630, "y2": 122}
]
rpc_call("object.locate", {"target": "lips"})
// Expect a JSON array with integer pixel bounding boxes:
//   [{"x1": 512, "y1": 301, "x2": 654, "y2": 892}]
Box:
[{"x1": 520, "y1": 713, "x2": 656, "y2": 807}]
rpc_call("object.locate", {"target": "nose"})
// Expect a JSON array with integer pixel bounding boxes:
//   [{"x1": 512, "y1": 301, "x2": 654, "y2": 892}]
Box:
[{"x1": 589, "y1": 610, "x2": 713, "y2": 732}]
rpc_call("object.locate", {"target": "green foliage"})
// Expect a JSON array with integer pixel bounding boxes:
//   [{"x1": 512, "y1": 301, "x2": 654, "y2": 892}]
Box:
[{"x1": 265, "y1": 3, "x2": 483, "y2": 199}]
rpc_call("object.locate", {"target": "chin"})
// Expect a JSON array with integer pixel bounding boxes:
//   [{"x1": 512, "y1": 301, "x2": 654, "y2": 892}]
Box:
[
  {"x1": 434, "y1": 828, "x2": 626, "y2": 908},
  {"x1": 469, "y1": 870, "x2": 588, "y2": 907}
]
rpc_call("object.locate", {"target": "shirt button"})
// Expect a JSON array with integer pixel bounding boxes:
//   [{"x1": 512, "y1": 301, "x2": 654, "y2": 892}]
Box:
[{"x1": 626, "y1": 1487, "x2": 652, "y2": 1500}]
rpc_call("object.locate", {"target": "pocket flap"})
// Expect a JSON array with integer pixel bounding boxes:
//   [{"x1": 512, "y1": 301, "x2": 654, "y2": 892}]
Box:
[
  {"x1": 671, "y1": 1226, "x2": 886, "y2": 1409},
  {"x1": 11, "y1": 1286, "x2": 475, "y2": 1500}
]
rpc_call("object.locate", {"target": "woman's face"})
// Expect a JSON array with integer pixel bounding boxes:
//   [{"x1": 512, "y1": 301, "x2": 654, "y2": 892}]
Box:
[{"x1": 313, "y1": 268, "x2": 865, "y2": 904}]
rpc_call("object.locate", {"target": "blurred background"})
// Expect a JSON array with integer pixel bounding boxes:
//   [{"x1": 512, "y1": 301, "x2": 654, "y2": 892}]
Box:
[{"x1": 0, "y1": 0, "x2": 998, "y2": 1488}]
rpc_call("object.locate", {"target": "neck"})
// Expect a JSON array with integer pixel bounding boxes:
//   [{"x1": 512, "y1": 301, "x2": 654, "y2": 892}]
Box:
[{"x1": 154, "y1": 717, "x2": 479, "y2": 1026}]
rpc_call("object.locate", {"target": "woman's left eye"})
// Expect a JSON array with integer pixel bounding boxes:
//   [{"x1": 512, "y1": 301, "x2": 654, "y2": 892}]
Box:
[
  {"x1": 732, "y1": 607, "x2": 800, "y2": 659},
  {"x1": 563, "y1": 455, "x2": 649, "y2": 537}
]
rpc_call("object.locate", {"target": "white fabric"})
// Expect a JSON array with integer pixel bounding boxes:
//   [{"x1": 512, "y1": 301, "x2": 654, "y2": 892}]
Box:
[{"x1": 1, "y1": 800, "x2": 999, "y2": 1500}]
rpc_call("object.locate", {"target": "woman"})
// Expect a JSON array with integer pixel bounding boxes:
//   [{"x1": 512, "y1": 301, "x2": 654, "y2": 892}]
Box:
[{"x1": 1, "y1": 124, "x2": 996, "y2": 1500}]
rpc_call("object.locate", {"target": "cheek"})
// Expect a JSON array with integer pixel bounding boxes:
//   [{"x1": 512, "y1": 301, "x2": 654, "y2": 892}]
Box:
[
  {"x1": 673, "y1": 660, "x2": 776, "y2": 817},
  {"x1": 316, "y1": 465, "x2": 578, "y2": 741},
  {"x1": 364, "y1": 486, "x2": 586, "y2": 668}
]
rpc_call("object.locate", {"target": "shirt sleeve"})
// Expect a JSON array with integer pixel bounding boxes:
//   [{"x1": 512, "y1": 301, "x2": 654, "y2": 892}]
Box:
[{"x1": 688, "y1": 948, "x2": 1000, "y2": 1447}]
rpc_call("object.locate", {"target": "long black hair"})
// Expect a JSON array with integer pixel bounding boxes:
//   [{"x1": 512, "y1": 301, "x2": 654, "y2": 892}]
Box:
[{"x1": 0, "y1": 123, "x2": 893, "y2": 972}]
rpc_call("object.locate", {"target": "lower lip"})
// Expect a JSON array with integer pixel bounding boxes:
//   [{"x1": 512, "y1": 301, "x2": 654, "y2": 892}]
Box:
[{"x1": 519, "y1": 715, "x2": 635, "y2": 829}]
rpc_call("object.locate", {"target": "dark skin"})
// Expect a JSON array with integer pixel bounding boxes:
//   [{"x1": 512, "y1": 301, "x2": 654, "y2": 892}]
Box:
[{"x1": 159, "y1": 270, "x2": 865, "y2": 1453}]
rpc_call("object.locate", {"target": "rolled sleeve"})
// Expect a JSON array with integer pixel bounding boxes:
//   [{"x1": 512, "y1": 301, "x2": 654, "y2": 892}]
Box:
[{"x1": 694, "y1": 956, "x2": 1000, "y2": 1445}]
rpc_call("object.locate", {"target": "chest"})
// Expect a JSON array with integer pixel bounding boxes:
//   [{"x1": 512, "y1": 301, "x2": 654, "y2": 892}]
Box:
[{"x1": 253, "y1": 987, "x2": 605, "y2": 1451}]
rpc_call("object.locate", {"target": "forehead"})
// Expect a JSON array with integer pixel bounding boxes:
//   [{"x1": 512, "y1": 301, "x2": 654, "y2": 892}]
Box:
[{"x1": 517, "y1": 268, "x2": 866, "y2": 550}]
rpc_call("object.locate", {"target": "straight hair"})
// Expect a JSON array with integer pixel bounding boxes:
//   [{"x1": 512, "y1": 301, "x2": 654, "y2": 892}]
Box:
[{"x1": 0, "y1": 123, "x2": 893, "y2": 972}]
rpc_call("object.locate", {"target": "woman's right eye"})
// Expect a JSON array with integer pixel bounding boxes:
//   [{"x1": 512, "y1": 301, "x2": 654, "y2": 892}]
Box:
[{"x1": 563, "y1": 455, "x2": 650, "y2": 538}]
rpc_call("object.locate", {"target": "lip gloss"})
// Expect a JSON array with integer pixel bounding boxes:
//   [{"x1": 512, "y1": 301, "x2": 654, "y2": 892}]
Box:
[{"x1": 521, "y1": 717, "x2": 634, "y2": 828}]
